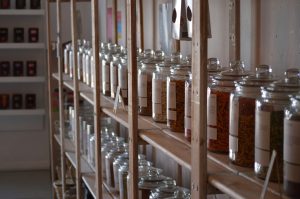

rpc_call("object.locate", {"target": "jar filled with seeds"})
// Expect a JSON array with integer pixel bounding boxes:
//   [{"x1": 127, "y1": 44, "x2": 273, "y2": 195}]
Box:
[
  {"x1": 229, "y1": 65, "x2": 276, "y2": 167},
  {"x1": 284, "y1": 95, "x2": 300, "y2": 198},
  {"x1": 255, "y1": 69, "x2": 300, "y2": 181},
  {"x1": 167, "y1": 64, "x2": 191, "y2": 132},
  {"x1": 184, "y1": 73, "x2": 192, "y2": 141},
  {"x1": 207, "y1": 61, "x2": 249, "y2": 153},
  {"x1": 110, "y1": 54, "x2": 121, "y2": 99},
  {"x1": 102, "y1": 53, "x2": 112, "y2": 96},
  {"x1": 138, "y1": 50, "x2": 165, "y2": 115},
  {"x1": 118, "y1": 57, "x2": 128, "y2": 105}
]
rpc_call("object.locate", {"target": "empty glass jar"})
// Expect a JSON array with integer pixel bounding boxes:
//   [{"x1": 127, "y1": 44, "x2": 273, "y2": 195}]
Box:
[{"x1": 118, "y1": 57, "x2": 128, "y2": 105}]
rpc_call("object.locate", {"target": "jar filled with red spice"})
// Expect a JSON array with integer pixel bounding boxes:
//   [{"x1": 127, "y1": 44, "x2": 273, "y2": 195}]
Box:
[
  {"x1": 207, "y1": 61, "x2": 249, "y2": 153},
  {"x1": 229, "y1": 65, "x2": 276, "y2": 167}
]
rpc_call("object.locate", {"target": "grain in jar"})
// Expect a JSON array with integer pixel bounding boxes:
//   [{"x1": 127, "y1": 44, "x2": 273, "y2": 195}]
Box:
[
  {"x1": 255, "y1": 69, "x2": 300, "y2": 181},
  {"x1": 207, "y1": 61, "x2": 249, "y2": 153},
  {"x1": 138, "y1": 50, "x2": 165, "y2": 116},
  {"x1": 284, "y1": 95, "x2": 300, "y2": 198},
  {"x1": 110, "y1": 54, "x2": 120, "y2": 99},
  {"x1": 167, "y1": 65, "x2": 191, "y2": 132},
  {"x1": 118, "y1": 57, "x2": 128, "y2": 105},
  {"x1": 229, "y1": 65, "x2": 276, "y2": 167}
]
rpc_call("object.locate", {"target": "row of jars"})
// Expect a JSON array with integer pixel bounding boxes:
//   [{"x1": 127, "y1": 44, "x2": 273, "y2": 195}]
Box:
[
  {"x1": 101, "y1": 126, "x2": 191, "y2": 199},
  {"x1": 204, "y1": 61, "x2": 300, "y2": 198}
]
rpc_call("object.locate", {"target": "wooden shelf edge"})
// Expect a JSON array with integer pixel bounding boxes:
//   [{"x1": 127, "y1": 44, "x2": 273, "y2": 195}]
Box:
[
  {"x1": 65, "y1": 151, "x2": 94, "y2": 174},
  {"x1": 53, "y1": 134, "x2": 75, "y2": 152}
]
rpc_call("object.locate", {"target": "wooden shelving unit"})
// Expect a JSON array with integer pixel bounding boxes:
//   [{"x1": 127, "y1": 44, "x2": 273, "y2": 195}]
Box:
[{"x1": 47, "y1": 0, "x2": 287, "y2": 199}]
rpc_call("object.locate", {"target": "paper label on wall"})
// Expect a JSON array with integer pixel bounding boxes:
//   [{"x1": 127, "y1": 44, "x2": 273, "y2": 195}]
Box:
[
  {"x1": 207, "y1": 92, "x2": 217, "y2": 126},
  {"x1": 255, "y1": 110, "x2": 271, "y2": 150},
  {"x1": 255, "y1": 147, "x2": 270, "y2": 167},
  {"x1": 167, "y1": 110, "x2": 176, "y2": 121},
  {"x1": 208, "y1": 127, "x2": 217, "y2": 140},
  {"x1": 152, "y1": 79, "x2": 162, "y2": 103},
  {"x1": 185, "y1": 117, "x2": 191, "y2": 129},
  {"x1": 153, "y1": 103, "x2": 162, "y2": 114},
  {"x1": 229, "y1": 135, "x2": 238, "y2": 152},
  {"x1": 139, "y1": 97, "x2": 147, "y2": 107},
  {"x1": 167, "y1": 82, "x2": 176, "y2": 109},
  {"x1": 284, "y1": 119, "x2": 300, "y2": 164},
  {"x1": 229, "y1": 96, "x2": 239, "y2": 136},
  {"x1": 185, "y1": 86, "x2": 191, "y2": 117},
  {"x1": 138, "y1": 74, "x2": 147, "y2": 98},
  {"x1": 284, "y1": 162, "x2": 300, "y2": 183}
]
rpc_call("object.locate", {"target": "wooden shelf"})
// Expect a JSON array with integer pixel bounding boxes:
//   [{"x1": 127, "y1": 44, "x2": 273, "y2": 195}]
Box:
[
  {"x1": 53, "y1": 134, "x2": 75, "y2": 152},
  {"x1": 0, "y1": 109, "x2": 45, "y2": 116},
  {"x1": 0, "y1": 9, "x2": 45, "y2": 15},
  {"x1": 0, "y1": 43, "x2": 45, "y2": 49},
  {"x1": 65, "y1": 151, "x2": 94, "y2": 174},
  {"x1": 0, "y1": 76, "x2": 45, "y2": 83}
]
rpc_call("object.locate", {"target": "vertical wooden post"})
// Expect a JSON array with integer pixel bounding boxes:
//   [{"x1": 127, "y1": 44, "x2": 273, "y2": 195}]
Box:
[
  {"x1": 255, "y1": 0, "x2": 261, "y2": 65},
  {"x1": 127, "y1": 0, "x2": 138, "y2": 198},
  {"x1": 91, "y1": 0, "x2": 103, "y2": 198},
  {"x1": 139, "y1": 0, "x2": 144, "y2": 49},
  {"x1": 70, "y1": 1, "x2": 81, "y2": 199},
  {"x1": 191, "y1": 0, "x2": 208, "y2": 198},
  {"x1": 229, "y1": 0, "x2": 240, "y2": 61},
  {"x1": 56, "y1": 0, "x2": 66, "y2": 198},
  {"x1": 46, "y1": 0, "x2": 56, "y2": 197},
  {"x1": 112, "y1": 0, "x2": 118, "y2": 44}
]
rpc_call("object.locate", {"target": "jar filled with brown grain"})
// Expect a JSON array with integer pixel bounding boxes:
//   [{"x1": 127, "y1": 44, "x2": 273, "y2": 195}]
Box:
[
  {"x1": 207, "y1": 61, "x2": 249, "y2": 153},
  {"x1": 152, "y1": 52, "x2": 182, "y2": 123},
  {"x1": 255, "y1": 69, "x2": 300, "y2": 181},
  {"x1": 229, "y1": 65, "x2": 276, "y2": 167},
  {"x1": 138, "y1": 50, "x2": 165, "y2": 116},
  {"x1": 284, "y1": 94, "x2": 300, "y2": 198},
  {"x1": 167, "y1": 64, "x2": 191, "y2": 132}
]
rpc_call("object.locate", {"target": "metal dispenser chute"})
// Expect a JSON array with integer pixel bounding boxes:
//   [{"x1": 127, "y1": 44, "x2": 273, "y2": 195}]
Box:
[{"x1": 172, "y1": 0, "x2": 191, "y2": 41}]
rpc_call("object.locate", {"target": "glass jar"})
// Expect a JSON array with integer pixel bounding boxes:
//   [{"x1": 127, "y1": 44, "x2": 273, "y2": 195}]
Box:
[
  {"x1": 255, "y1": 80, "x2": 300, "y2": 181},
  {"x1": 207, "y1": 61, "x2": 249, "y2": 153},
  {"x1": 118, "y1": 57, "x2": 128, "y2": 105},
  {"x1": 90, "y1": 54, "x2": 95, "y2": 88},
  {"x1": 77, "y1": 40, "x2": 83, "y2": 81},
  {"x1": 229, "y1": 65, "x2": 276, "y2": 167},
  {"x1": 138, "y1": 167, "x2": 172, "y2": 199},
  {"x1": 64, "y1": 43, "x2": 71, "y2": 74},
  {"x1": 105, "y1": 147, "x2": 126, "y2": 187},
  {"x1": 184, "y1": 73, "x2": 192, "y2": 141},
  {"x1": 167, "y1": 65, "x2": 191, "y2": 132},
  {"x1": 138, "y1": 51, "x2": 164, "y2": 115},
  {"x1": 68, "y1": 46, "x2": 73, "y2": 78},
  {"x1": 119, "y1": 162, "x2": 129, "y2": 199},
  {"x1": 149, "y1": 180, "x2": 177, "y2": 199},
  {"x1": 102, "y1": 54, "x2": 112, "y2": 96},
  {"x1": 207, "y1": 57, "x2": 223, "y2": 86},
  {"x1": 85, "y1": 49, "x2": 92, "y2": 87},
  {"x1": 86, "y1": 124, "x2": 94, "y2": 166},
  {"x1": 113, "y1": 152, "x2": 129, "y2": 191},
  {"x1": 284, "y1": 95, "x2": 300, "y2": 198},
  {"x1": 110, "y1": 54, "x2": 120, "y2": 99},
  {"x1": 152, "y1": 63, "x2": 171, "y2": 123}
]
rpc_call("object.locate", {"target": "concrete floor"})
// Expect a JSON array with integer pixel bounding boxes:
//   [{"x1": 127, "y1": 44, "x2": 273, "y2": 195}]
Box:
[{"x1": 0, "y1": 170, "x2": 52, "y2": 199}]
